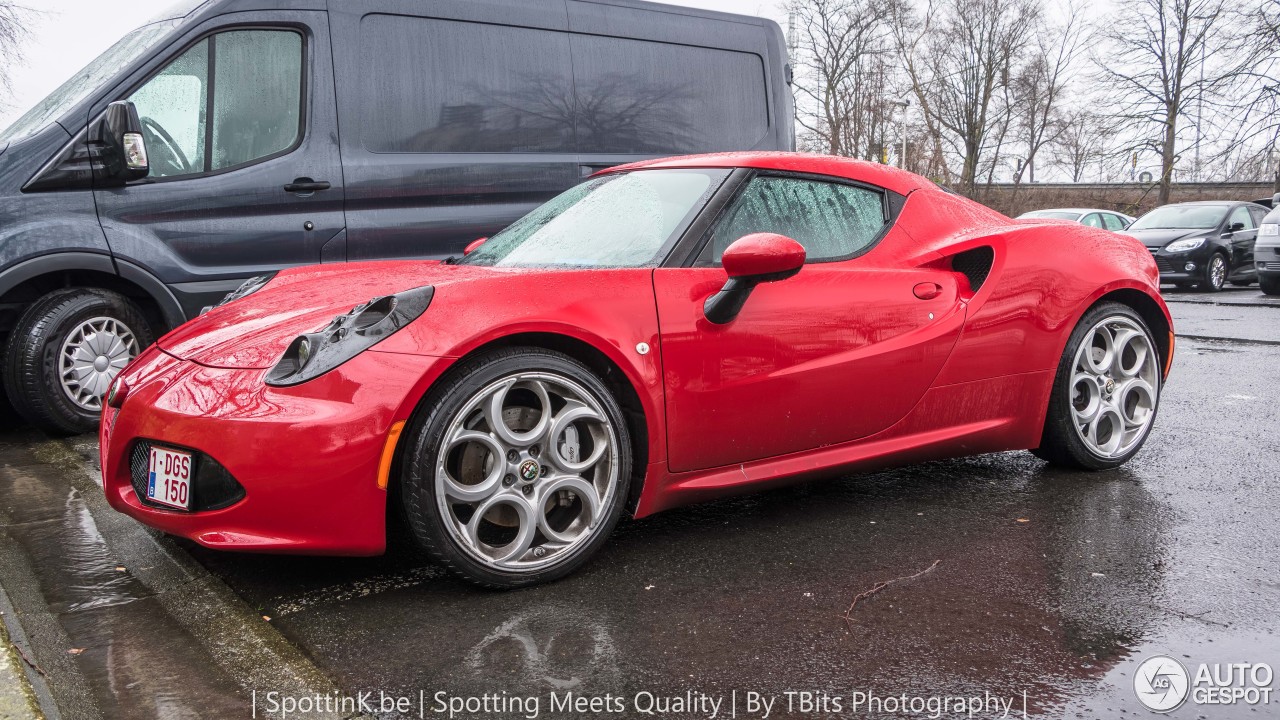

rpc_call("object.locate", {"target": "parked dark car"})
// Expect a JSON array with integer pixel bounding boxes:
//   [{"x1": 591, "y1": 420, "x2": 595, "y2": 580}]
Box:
[
  {"x1": 1256, "y1": 196, "x2": 1280, "y2": 296},
  {"x1": 1122, "y1": 201, "x2": 1266, "y2": 292},
  {"x1": 0, "y1": 0, "x2": 795, "y2": 433}
]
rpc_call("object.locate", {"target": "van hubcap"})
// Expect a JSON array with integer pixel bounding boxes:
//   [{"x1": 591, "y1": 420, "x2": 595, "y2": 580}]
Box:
[
  {"x1": 60, "y1": 317, "x2": 140, "y2": 411},
  {"x1": 434, "y1": 372, "x2": 619, "y2": 573},
  {"x1": 1069, "y1": 316, "x2": 1160, "y2": 459}
]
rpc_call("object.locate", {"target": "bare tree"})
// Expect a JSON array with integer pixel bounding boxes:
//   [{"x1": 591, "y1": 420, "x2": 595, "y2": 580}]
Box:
[
  {"x1": 897, "y1": 0, "x2": 1040, "y2": 194},
  {"x1": 787, "y1": 0, "x2": 894, "y2": 157},
  {"x1": 0, "y1": 2, "x2": 32, "y2": 102},
  {"x1": 1051, "y1": 110, "x2": 1118, "y2": 182},
  {"x1": 1008, "y1": 4, "x2": 1086, "y2": 187},
  {"x1": 1096, "y1": 0, "x2": 1264, "y2": 203}
]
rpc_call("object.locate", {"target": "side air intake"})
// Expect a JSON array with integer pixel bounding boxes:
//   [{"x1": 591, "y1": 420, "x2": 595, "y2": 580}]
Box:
[{"x1": 951, "y1": 246, "x2": 994, "y2": 292}]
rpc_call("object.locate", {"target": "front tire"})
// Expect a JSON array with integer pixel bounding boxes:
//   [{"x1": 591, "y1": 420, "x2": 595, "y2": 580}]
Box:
[
  {"x1": 400, "y1": 347, "x2": 632, "y2": 588},
  {"x1": 1261, "y1": 276, "x2": 1280, "y2": 296},
  {"x1": 1200, "y1": 253, "x2": 1227, "y2": 292},
  {"x1": 1033, "y1": 302, "x2": 1162, "y2": 470},
  {"x1": 3, "y1": 289, "x2": 153, "y2": 435}
]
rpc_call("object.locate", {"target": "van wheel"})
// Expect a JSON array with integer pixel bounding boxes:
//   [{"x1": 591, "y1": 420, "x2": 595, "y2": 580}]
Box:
[
  {"x1": 3, "y1": 289, "x2": 153, "y2": 435},
  {"x1": 1261, "y1": 276, "x2": 1280, "y2": 296}
]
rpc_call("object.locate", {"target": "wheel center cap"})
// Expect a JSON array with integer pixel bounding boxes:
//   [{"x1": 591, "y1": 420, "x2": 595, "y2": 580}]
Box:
[
  {"x1": 518, "y1": 458, "x2": 540, "y2": 482},
  {"x1": 1105, "y1": 379, "x2": 1116, "y2": 394},
  {"x1": 93, "y1": 356, "x2": 110, "y2": 373}
]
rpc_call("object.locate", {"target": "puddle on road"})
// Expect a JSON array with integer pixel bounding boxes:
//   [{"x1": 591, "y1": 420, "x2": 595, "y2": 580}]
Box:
[{"x1": 0, "y1": 445, "x2": 247, "y2": 720}]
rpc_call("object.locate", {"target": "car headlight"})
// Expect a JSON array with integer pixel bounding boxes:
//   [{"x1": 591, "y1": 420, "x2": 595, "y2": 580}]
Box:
[
  {"x1": 1165, "y1": 237, "x2": 1206, "y2": 253},
  {"x1": 264, "y1": 285, "x2": 435, "y2": 387},
  {"x1": 1260, "y1": 223, "x2": 1279, "y2": 237},
  {"x1": 217, "y1": 272, "x2": 278, "y2": 308}
]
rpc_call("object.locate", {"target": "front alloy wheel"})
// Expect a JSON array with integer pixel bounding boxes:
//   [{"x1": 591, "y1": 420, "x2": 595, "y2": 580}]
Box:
[
  {"x1": 1202, "y1": 253, "x2": 1227, "y2": 292},
  {"x1": 1034, "y1": 302, "x2": 1162, "y2": 470},
  {"x1": 400, "y1": 348, "x2": 632, "y2": 588}
]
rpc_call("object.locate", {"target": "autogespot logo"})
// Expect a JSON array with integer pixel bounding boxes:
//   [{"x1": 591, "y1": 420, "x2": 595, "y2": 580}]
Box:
[{"x1": 1134, "y1": 655, "x2": 1191, "y2": 713}]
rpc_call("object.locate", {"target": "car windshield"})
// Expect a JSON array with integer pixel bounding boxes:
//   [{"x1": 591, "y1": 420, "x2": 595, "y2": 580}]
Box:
[
  {"x1": 460, "y1": 169, "x2": 728, "y2": 268},
  {"x1": 0, "y1": 20, "x2": 180, "y2": 145},
  {"x1": 1021, "y1": 211, "x2": 1080, "y2": 220},
  {"x1": 1129, "y1": 205, "x2": 1228, "y2": 231}
]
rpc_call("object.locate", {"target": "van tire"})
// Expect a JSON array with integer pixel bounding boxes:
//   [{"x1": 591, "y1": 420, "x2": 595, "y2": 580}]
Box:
[{"x1": 3, "y1": 289, "x2": 154, "y2": 435}]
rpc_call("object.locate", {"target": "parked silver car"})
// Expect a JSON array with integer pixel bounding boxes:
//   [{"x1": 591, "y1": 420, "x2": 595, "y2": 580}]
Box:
[{"x1": 1017, "y1": 208, "x2": 1136, "y2": 230}]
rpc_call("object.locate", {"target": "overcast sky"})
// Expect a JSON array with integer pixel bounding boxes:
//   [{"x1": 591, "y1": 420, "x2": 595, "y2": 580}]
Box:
[{"x1": 0, "y1": 0, "x2": 785, "y2": 129}]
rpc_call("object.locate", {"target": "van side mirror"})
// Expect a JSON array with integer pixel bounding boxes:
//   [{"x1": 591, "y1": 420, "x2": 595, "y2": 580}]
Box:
[
  {"x1": 92, "y1": 101, "x2": 149, "y2": 184},
  {"x1": 703, "y1": 233, "x2": 805, "y2": 325},
  {"x1": 464, "y1": 237, "x2": 487, "y2": 255}
]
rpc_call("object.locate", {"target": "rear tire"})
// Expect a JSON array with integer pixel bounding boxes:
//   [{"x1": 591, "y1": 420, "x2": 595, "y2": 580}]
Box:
[
  {"x1": 3, "y1": 289, "x2": 153, "y2": 435},
  {"x1": 399, "y1": 347, "x2": 632, "y2": 589},
  {"x1": 1261, "y1": 276, "x2": 1280, "y2": 296},
  {"x1": 1033, "y1": 302, "x2": 1162, "y2": 470}
]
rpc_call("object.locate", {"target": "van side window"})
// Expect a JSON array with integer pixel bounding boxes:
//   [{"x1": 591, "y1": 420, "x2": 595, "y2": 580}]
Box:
[
  {"x1": 359, "y1": 16, "x2": 575, "y2": 153},
  {"x1": 571, "y1": 36, "x2": 769, "y2": 154},
  {"x1": 128, "y1": 30, "x2": 303, "y2": 179},
  {"x1": 702, "y1": 176, "x2": 887, "y2": 264}
]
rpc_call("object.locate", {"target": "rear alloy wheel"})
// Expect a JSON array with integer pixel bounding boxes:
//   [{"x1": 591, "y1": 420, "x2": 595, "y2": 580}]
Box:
[
  {"x1": 1261, "y1": 276, "x2": 1280, "y2": 296},
  {"x1": 400, "y1": 348, "x2": 631, "y2": 588},
  {"x1": 1200, "y1": 253, "x2": 1227, "y2": 292},
  {"x1": 3, "y1": 289, "x2": 152, "y2": 435},
  {"x1": 1033, "y1": 303, "x2": 1161, "y2": 470}
]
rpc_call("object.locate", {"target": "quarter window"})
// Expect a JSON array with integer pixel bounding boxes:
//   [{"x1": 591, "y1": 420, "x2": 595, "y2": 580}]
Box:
[
  {"x1": 128, "y1": 30, "x2": 303, "y2": 179},
  {"x1": 1102, "y1": 213, "x2": 1125, "y2": 231},
  {"x1": 704, "y1": 176, "x2": 887, "y2": 264}
]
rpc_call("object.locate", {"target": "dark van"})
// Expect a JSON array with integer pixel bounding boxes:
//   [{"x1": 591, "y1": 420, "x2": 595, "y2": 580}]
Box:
[{"x1": 0, "y1": 0, "x2": 794, "y2": 433}]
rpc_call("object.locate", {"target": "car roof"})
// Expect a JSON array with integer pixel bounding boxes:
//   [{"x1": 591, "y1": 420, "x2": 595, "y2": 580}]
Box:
[
  {"x1": 605, "y1": 152, "x2": 932, "y2": 196},
  {"x1": 1024, "y1": 208, "x2": 1123, "y2": 215}
]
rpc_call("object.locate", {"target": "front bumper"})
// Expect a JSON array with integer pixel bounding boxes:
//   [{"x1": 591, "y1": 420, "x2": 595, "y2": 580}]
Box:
[
  {"x1": 1257, "y1": 241, "x2": 1280, "y2": 277},
  {"x1": 99, "y1": 345, "x2": 448, "y2": 555}
]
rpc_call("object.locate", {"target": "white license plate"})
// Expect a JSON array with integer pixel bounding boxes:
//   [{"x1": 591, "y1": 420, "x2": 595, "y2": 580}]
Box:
[{"x1": 146, "y1": 446, "x2": 192, "y2": 510}]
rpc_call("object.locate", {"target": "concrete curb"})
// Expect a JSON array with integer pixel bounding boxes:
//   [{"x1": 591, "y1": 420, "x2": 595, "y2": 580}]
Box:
[
  {"x1": 0, "y1": 434, "x2": 373, "y2": 720},
  {"x1": 0, "y1": 583, "x2": 47, "y2": 720}
]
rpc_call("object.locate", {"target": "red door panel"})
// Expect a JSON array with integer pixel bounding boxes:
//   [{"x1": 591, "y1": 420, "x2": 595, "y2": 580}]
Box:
[{"x1": 655, "y1": 264, "x2": 965, "y2": 473}]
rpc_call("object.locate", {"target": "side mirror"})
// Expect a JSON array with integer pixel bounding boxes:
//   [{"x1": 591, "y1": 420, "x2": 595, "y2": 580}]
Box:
[
  {"x1": 92, "y1": 101, "x2": 148, "y2": 185},
  {"x1": 703, "y1": 233, "x2": 805, "y2": 324},
  {"x1": 463, "y1": 237, "x2": 487, "y2": 255},
  {"x1": 1225, "y1": 222, "x2": 1245, "y2": 234}
]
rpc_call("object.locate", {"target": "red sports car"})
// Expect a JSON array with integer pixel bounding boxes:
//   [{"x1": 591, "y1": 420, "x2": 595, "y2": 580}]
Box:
[{"x1": 99, "y1": 153, "x2": 1173, "y2": 587}]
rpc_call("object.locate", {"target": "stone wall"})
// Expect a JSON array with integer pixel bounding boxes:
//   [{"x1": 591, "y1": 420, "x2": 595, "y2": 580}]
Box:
[{"x1": 972, "y1": 182, "x2": 1276, "y2": 217}]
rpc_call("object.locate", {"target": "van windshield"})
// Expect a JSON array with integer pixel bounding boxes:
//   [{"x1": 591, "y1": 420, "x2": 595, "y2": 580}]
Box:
[{"x1": 0, "y1": 20, "x2": 179, "y2": 145}]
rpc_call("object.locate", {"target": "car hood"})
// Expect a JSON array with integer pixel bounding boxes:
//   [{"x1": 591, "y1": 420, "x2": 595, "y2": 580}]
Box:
[
  {"x1": 1122, "y1": 228, "x2": 1212, "y2": 248},
  {"x1": 157, "y1": 261, "x2": 509, "y2": 369}
]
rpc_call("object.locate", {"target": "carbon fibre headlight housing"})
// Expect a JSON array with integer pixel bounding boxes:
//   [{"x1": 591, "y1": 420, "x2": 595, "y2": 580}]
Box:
[
  {"x1": 216, "y1": 272, "x2": 278, "y2": 308},
  {"x1": 264, "y1": 285, "x2": 435, "y2": 387}
]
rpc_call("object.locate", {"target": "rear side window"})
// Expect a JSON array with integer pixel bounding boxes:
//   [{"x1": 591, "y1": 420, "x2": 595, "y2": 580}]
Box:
[
  {"x1": 571, "y1": 35, "x2": 769, "y2": 154},
  {"x1": 359, "y1": 16, "x2": 574, "y2": 153},
  {"x1": 703, "y1": 175, "x2": 887, "y2": 264},
  {"x1": 128, "y1": 29, "x2": 302, "y2": 178},
  {"x1": 1081, "y1": 213, "x2": 1104, "y2": 228}
]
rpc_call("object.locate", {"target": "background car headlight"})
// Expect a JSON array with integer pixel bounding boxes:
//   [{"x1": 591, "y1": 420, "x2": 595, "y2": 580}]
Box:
[
  {"x1": 264, "y1": 285, "x2": 435, "y2": 387},
  {"x1": 1165, "y1": 238, "x2": 1206, "y2": 253}
]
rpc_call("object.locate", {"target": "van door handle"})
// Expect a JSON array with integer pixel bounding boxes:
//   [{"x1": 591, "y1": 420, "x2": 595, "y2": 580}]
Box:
[{"x1": 284, "y1": 178, "x2": 331, "y2": 194}]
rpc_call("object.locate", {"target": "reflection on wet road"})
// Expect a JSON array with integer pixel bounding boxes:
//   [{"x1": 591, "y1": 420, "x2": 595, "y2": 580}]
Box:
[
  {"x1": 1, "y1": 332, "x2": 1277, "y2": 719},
  {"x1": 185, "y1": 337, "x2": 1279, "y2": 718}
]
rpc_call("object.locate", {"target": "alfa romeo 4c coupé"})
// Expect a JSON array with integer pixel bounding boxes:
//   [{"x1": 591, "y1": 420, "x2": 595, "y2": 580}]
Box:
[{"x1": 100, "y1": 153, "x2": 1173, "y2": 587}]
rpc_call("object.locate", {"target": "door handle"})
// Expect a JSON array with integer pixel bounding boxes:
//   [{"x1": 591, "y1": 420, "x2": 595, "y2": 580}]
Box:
[
  {"x1": 913, "y1": 282, "x2": 943, "y2": 300},
  {"x1": 284, "y1": 178, "x2": 331, "y2": 194}
]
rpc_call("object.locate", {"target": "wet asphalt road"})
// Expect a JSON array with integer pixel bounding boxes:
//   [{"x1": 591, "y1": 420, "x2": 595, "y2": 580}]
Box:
[{"x1": 2, "y1": 285, "x2": 1279, "y2": 719}]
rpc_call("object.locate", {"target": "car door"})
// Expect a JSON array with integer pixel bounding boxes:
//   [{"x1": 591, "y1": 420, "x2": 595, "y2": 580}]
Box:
[
  {"x1": 93, "y1": 12, "x2": 345, "y2": 317},
  {"x1": 1225, "y1": 205, "x2": 1257, "y2": 275},
  {"x1": 654, "y1": 173, "x2": 965, "y2": 473}
]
